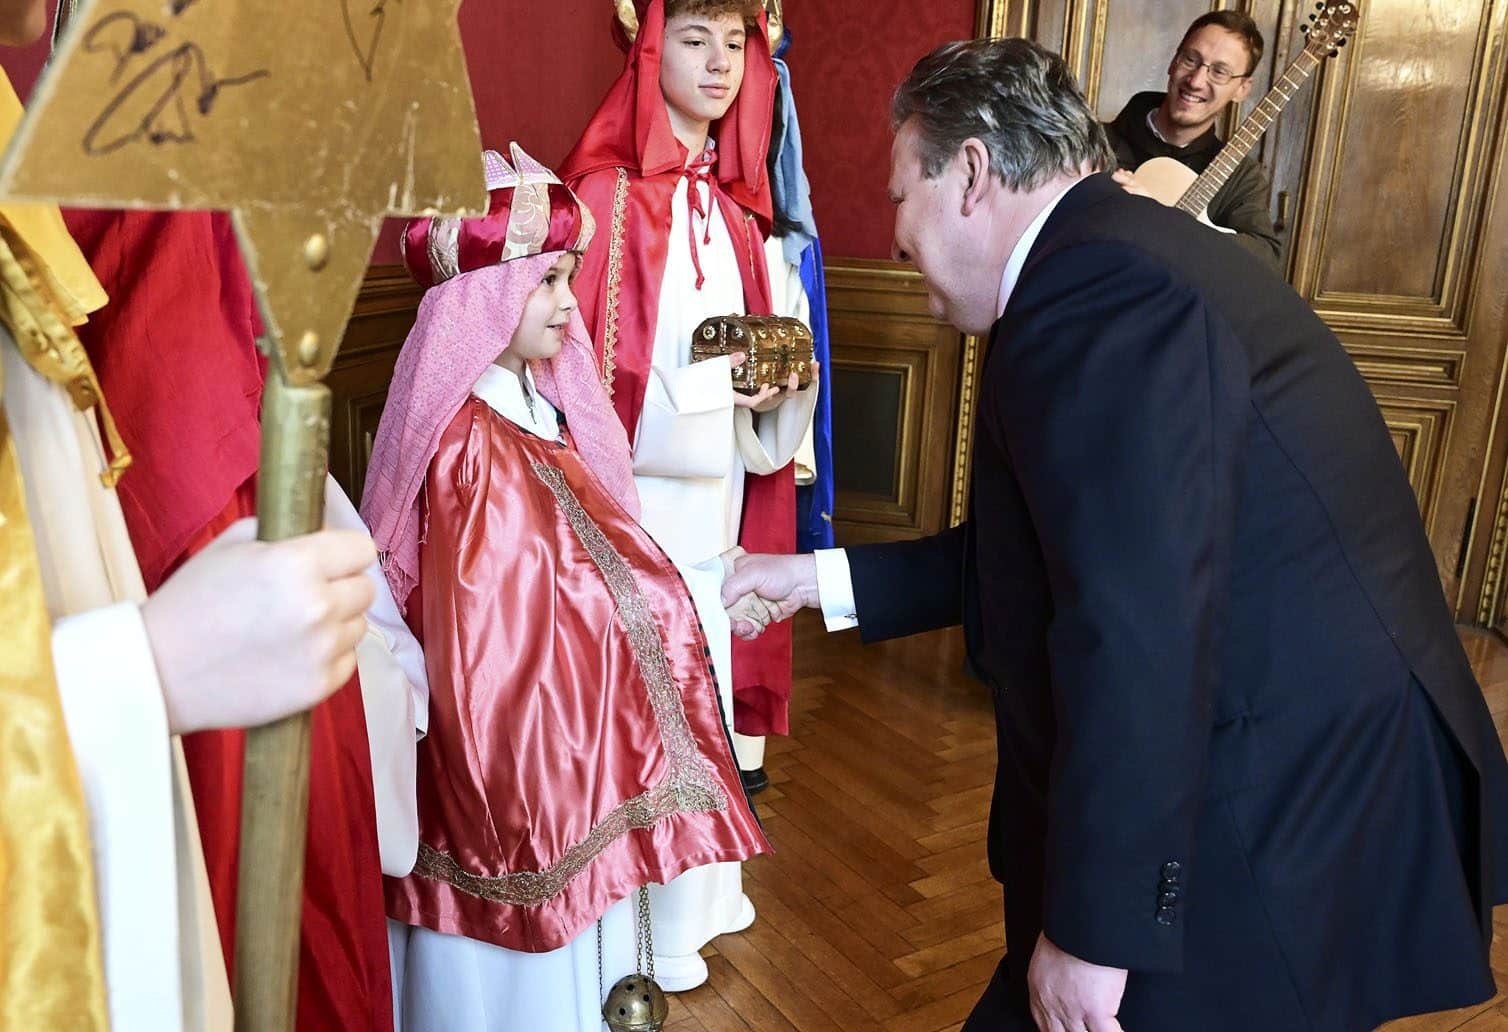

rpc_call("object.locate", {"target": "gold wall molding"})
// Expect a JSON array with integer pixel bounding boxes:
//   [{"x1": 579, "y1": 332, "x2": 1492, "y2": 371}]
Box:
[
  {"x1": 977, "y1": 0, "x2": 1035, "y2": 37},
  {"x1": 1470, "y1": 331, "x2": 1508, "y2": 624},
  {"x1": 950, "y1": 334, "x2": 985, "y2": 526},
  {"x1": 1340, "y1": 341, "x2": 1465, "y2": 388},
  {"x1": 1476, "y1": 468, "x2": 1508, "y2": 624},
  {"x1": 1378, "y1": 396, "x2": 1458, "y2": 536}
]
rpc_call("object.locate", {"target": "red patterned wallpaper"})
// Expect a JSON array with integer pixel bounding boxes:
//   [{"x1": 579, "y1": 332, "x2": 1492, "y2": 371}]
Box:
[
  {"x1": 0, "y1": 2, "x2": 980, "y2": 263},
  {"x1": 375, "y1": 4, "x2": 625, "y2": 263},
  {"x1": 784, "y1": 1, "x2": 977, "y2": 260},
  {"x1": 0, "y1": 4, "x2": 624, "y2": 266}
]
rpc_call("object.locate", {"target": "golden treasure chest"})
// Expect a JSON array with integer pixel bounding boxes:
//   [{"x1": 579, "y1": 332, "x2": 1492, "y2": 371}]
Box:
[{"x1": 690, "y1": 315, "x2": 815, "y2": 395}]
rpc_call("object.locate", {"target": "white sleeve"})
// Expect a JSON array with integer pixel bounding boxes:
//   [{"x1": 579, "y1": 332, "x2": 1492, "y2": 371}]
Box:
[
  {"x1": 52, "y1": 602, "x2": 187, "y2": 1032},
  {"x1": 675, "y1": 554, "x2": 735, "y2": 723},
  {"x1": 735, "y1": 380, "x2": 820, "y2": 476},
  {"x1": 324, "y1": 475, "x2": 428, "y2": 876},
  {"x1": 739, "y1": 245, "x2": 820, "y2": 476},
  {"x1": 632, "y1": 356, "x2": 737, "y2": 478},
  {"x1": 813, "y1": 548, "x2": 859, "y2": 632},
  {"x1": 770, "y1": 247, "x2": 819, "y2": 482}
]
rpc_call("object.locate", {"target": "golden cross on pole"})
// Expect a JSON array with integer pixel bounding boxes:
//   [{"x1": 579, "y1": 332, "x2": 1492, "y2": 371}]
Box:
[{"x1": 0, "y1": 1, "x2": 485, "y2": 1027}]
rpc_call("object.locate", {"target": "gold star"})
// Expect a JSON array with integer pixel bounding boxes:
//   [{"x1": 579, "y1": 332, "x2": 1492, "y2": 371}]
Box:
[{"x1": 0, "y1": 0, "x2": 485, "y2": 382}]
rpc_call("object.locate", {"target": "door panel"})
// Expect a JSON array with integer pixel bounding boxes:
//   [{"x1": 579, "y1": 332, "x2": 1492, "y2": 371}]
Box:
[{"x1": 1281, "y1": 0, "x2": 1508, "y2": 604}]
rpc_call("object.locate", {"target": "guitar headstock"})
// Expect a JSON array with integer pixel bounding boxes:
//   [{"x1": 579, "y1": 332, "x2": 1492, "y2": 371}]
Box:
[{"x1": 1301, "y1": 1, "x2": 1361, "y2": 58}]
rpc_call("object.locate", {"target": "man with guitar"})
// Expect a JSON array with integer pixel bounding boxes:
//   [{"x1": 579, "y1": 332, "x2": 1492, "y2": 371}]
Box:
[{"x1": 1106, "y1": 11, "x2": 1284, "y2": 267}]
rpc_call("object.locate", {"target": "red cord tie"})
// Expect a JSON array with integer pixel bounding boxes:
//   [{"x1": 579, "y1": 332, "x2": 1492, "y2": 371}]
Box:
[{"x1": 685, "y1": 148, "x2": 719, "y2": 291}]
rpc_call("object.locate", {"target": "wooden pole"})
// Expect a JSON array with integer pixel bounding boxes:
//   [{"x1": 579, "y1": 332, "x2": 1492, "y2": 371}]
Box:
[{"x1": 233, "y1": 369, "x2": 331, "y2": 1031}]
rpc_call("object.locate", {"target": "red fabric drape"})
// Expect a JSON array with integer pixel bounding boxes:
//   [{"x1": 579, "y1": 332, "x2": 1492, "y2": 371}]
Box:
[{"x1": 62, "y1": 210, "x2": 264, "y2": 591}]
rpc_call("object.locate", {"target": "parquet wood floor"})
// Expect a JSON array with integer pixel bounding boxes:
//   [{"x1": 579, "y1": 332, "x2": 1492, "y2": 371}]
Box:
[{"x1": 663, "y1": 612, "x2": 1508, "y2": 1031}]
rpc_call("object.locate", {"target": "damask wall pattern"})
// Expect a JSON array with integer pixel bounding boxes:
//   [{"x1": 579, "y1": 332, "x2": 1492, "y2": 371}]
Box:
[
  {"x1": 786, "y1": 0, "x2": 978, "y2": 259},
  {"x1": 0, "y1": 2, "x2": 980, "y2": 262}
]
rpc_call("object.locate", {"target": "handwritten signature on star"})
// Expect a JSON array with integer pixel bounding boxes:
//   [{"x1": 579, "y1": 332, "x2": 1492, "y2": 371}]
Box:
[{"x1": 81, "y1": 9, "x2": 269, "y2": 157}]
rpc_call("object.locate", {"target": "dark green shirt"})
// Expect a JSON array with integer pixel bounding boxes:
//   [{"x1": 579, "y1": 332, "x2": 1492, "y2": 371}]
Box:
[{"x1": 1103, "y1": 91, "x2": 1284, "y2": 269}]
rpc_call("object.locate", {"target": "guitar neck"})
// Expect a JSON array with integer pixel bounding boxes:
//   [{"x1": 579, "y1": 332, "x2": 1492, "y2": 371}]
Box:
[{"x1": 1176, "y1": 48, "x2": 1324, "y2": 215}]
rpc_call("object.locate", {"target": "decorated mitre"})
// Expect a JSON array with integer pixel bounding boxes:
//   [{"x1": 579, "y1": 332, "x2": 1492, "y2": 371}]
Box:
[{"x1": 401, "y1": 143, "x2": 597, "y2": 289}]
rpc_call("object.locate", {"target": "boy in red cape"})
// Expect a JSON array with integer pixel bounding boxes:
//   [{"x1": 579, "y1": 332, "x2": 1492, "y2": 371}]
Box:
[{"x1": 559, "y1": 0, "x2": 818, "y2": 991}]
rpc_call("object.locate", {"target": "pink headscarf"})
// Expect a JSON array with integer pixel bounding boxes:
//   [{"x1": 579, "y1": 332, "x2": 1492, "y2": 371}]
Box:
[{"x1": 360, "y1": 251, "x2": 640, "y2": 611}]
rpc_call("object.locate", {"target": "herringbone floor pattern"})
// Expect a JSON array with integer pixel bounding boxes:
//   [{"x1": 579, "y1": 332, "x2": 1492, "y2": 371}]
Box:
[{"x1": 664, "y1": 612, "x2": 1508, "y2": 1031}]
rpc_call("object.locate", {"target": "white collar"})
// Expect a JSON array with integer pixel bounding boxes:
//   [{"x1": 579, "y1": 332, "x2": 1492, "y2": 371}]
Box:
[
  {"x1": 1146, "y1": 107, "x2": 1169, "y2": 143},
  {"x1": 471, "y1": 363, "x2": 561, "y2": 441},
  {"x1": 996, "y1": 177, "x2": 1085, "y2": 318}
]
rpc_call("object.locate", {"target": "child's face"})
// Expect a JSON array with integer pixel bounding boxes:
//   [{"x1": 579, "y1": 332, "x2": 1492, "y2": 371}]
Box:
[
  {"x1": 507, "y1": 254, "x2": 578, "y2": 364},
  {"x1": 659, "y1": 11, "x2": 748, "y2": 132}
]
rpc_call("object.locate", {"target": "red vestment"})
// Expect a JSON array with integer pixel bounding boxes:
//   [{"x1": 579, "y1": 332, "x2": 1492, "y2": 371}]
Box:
[
  {"x1": 65, "y1": 209, "x2": 394, "y2": 1032},
  {"x1": 561, "y1": 0, "x2": 795, "y2": 736},
  {"x1": 385, "y1": 398, "x2": 769, "y2": 951}
]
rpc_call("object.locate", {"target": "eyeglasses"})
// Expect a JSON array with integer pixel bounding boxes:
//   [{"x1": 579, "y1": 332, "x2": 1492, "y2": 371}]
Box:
[{"x1": 1172, "y1": 49, "x2": 1250, "y2": 86}]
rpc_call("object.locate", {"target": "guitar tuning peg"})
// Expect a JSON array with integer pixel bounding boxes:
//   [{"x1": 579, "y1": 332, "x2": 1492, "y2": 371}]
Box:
[
  {"x1": 1338, "y1": 37, "x2": 1347, "y2": 45},
  {"x1": 1329, "y1": 48, "x2": 1338, "y2": 57},
  {"x1": 1316, "y1": 2, "x2": 1324, "y2": 8}
]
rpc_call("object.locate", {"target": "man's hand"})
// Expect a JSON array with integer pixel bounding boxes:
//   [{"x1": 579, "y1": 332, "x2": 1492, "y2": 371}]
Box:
[
  {"x1": 721, "y1": 552, "x2": 820, "y2": 639},
  {"x1": 141, "y1": 518, "x2": 378, "y2": 734},
  {"x1": 1027, "y1": 933, "x2": 1127, "y2": 1032},
  {"x1": 719, "y1": 546, "x2": 778, "y2": 635},
  {"x1": 1111, "y1": 168, "x2": 1153, "y2": 200}
]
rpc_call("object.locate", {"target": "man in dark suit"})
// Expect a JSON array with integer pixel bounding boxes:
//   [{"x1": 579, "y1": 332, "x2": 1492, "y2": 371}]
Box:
[{"x1": 724, "y1": 37, "x2": 1508, "y2": 1032}]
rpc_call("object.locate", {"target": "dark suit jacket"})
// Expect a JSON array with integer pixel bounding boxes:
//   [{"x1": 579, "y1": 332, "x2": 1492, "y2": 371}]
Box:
[{"x1": 847, "y1": 173, "x2": 1508, "y2": 1031}]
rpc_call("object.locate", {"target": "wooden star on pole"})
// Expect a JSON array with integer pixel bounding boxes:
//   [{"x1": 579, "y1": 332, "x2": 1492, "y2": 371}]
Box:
[{"x1": 0, "y1": 0, "x2": 486, "y2": 383}]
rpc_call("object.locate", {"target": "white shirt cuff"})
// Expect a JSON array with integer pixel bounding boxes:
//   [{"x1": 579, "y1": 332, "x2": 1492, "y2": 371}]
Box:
[{"x1": 813, "y1": 548, "x2": 859, "y2": 632}]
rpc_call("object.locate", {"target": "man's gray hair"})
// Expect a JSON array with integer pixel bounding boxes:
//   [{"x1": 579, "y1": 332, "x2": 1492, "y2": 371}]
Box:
[{"x1": 892, "y1": 38, "x2": 1114, "y2": 190}]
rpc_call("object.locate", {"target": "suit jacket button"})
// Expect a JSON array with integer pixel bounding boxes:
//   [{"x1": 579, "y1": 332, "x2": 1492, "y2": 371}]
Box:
[
  {"x1": 1155, "y1": 907, "x2": 1177, "y2": 926},
  {"x1": 1161, "y1": 861, "x2": 1182, "y2": 880},
  {"x1": 1158, "y1": 892, "x2": 1179, "y2": 907}
]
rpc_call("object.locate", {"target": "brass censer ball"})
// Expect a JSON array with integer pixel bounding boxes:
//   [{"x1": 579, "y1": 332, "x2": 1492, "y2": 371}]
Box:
[{"x1": 602, "y1": 973, "x2": 670, "y2": 1032}]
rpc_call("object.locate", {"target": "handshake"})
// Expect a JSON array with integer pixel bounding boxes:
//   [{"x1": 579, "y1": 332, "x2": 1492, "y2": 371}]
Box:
[{"x1": 717, "y1": 549, "x2": 823, "y2": 641}]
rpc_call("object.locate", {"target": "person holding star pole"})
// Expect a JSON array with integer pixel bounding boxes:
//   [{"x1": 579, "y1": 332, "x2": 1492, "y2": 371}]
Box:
[{"x1": 0, "y1": 0, "x2": 487, "y2": 1028}]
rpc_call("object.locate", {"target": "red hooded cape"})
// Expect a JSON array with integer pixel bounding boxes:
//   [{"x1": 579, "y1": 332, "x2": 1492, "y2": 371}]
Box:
[
  {"x1": 64, "y1": 209, "x2": 394, "y2": 1031},
  {"x1": 560, "y1": 0, "x2": 795, "y2": 736}
]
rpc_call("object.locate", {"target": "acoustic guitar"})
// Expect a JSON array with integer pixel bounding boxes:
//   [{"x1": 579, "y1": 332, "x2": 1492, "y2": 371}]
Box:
[{"x1": 1132, "y1": 1, "x2": 1361, "y2": 220}]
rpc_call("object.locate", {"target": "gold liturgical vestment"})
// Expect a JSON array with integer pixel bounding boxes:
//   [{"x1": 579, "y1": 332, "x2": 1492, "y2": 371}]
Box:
[{"x1": 0, "y1": 66, "x2": 116, "y2": 1032}]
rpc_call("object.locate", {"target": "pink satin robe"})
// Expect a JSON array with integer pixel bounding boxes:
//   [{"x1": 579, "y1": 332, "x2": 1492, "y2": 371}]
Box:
[{"x1": 385, "y1": 396, "x2": 769, "y2": 953}]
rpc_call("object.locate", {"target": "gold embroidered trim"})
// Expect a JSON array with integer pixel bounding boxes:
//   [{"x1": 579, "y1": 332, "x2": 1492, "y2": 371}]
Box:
[
  {"x1": 412, "y1": 462, "x2": 726, "y2": 908},
  {"x1": 0, "y1": 221, "x2": 130, "y2": 487},
  {"x1": 414, "y1": 775, "x2": 719, "y2": 907},
  {"x1": 601, "y1": 169, "x2": 630, "y2": 396}
]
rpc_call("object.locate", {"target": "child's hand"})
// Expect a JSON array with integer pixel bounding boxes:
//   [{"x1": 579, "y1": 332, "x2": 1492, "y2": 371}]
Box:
[
  {"x1": 725, "y1": 351, "x2": 779, "y2": 410},
  {"x1": 727, "y1": 590, "x2": 780, "y2": 640},
  {"x1": 720, "y1": 547, "x2": 772, "y2": 638},
  {"x1": 734, "y1": 360, "x2": 819, "y2": 414}
]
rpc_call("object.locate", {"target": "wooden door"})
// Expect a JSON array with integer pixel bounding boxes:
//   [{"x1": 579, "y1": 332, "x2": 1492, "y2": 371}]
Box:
[{"x1": 1270, "y1": 0, "x2": 1508, "y2": 613}]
